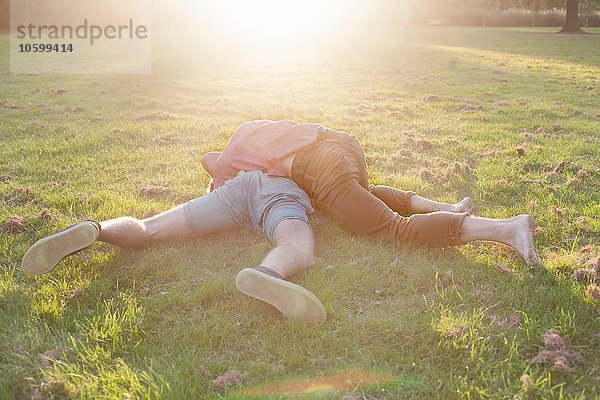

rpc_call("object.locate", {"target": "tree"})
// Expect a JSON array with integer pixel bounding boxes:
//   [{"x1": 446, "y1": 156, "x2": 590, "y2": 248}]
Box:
[{"x1": 560, "y1": 0, "x2": 583, "y2": 32}]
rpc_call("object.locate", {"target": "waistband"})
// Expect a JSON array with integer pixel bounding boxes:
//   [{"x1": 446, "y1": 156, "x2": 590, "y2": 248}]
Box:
[{"x1": 291, "y1": 127, "x2": 368, "y2": 193}]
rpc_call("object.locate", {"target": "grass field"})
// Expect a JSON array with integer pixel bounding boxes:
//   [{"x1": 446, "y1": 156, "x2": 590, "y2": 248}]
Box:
[{"x1": 0, "y1": 26, "x2": 599, "y2": 399}]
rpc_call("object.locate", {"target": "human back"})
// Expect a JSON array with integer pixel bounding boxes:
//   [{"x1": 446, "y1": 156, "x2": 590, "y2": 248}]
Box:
[{"x1": 212, "y1": 120, "x2": 320, "y2": 188}]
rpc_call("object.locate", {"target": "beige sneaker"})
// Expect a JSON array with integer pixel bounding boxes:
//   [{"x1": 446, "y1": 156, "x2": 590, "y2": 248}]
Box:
[
  {"x1": 236, "y1": 268, "x2": 327, "y2": 324},
  {"x1": 21, "y1": 221, "x2": 100, "y2": 276}
]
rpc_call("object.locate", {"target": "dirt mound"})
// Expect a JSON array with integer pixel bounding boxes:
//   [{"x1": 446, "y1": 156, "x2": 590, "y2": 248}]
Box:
[
  {"x1": 137, "y1": 185, "x2": 171, "y2": 197},
  {"x1": 39, "y1": 208, "x2": 53, "y2": 221},
  {"x1": 152, "y1": 132, "x2": 182, "y2": 146},
  {"x1": 572, "y1": 268, "x2": 598, "y2": 283},
  {"x1": 419, "y1": 169, "x2": 438, "y2": 182},
  {"x1": 457, "y1": 103, "x2": 483, "y2": 112},
  {"x1": 552, "y1": 161, "x2": 566, "y2": 175},
  {"x1": 572, "y1": 256, "x2": 600, "y2": 284},
  {"x1": 492, "y1": 311, "x2": 522, "y2": 329},
  {"x1": 587, "y1": 284, "x2": 600, "y2": 301},
  {"x1": 531, "y1": 329, "x2": 582, "y2": 373},
  {"x1": 4, "y1": 187, "x2": 34, "y2": 205},
  {"x1": 423, "y1": 94, "x2": 439, "y2": 102},
  {"x1": 0, "y1": 216, "x2": 28, "y2": 233},
  {"x1": 212, "y1": 369, "x2": 242, "y2": 389}
]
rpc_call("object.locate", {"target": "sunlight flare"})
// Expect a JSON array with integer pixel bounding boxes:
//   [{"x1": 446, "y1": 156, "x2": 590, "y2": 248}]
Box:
[{"x1": 200, "y1": 0, "x2": 358, "y2": 46}]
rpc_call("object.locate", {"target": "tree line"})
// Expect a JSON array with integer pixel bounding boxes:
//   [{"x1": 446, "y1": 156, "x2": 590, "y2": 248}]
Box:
[{"x1": 414, "y1": 0, "x2": 599, "y2": 31}]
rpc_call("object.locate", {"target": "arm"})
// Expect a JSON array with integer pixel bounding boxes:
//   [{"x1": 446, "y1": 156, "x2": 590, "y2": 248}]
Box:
[{"x1": 201, "y1": 151, "x2": 222, "y2": 177}]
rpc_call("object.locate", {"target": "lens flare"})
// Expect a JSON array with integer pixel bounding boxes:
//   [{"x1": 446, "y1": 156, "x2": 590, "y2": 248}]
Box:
[{"x1": 234, "y1": 369, "x2": 396, "y2": 397}]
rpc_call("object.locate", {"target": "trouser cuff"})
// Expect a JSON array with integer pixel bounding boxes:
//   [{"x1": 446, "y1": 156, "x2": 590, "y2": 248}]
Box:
[{"x1": 446, "y1": 212, "x2": 469, "y2": 246}]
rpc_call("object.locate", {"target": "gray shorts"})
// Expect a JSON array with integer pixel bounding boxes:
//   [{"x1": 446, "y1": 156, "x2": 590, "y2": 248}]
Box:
[{"x1": 183, "y1": 171, "x2": 313, "y2": 240}]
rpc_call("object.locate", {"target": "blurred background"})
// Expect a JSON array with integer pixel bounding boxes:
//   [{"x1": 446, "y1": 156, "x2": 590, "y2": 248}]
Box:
[
  {"x1": 2, "y1": 0, "x2": 600, "y2": 31},
  {"x1": 2, "y1": 1, "x2": 599, "y2": 68}
]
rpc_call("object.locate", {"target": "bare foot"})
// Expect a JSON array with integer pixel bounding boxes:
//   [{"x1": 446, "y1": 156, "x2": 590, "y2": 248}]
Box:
[
  {"x1": 504, "y1": 214, "x2": 542, "y2": 267},
  {"x1": 452, "y1": 197, "x2": 474, "y2": 214}
]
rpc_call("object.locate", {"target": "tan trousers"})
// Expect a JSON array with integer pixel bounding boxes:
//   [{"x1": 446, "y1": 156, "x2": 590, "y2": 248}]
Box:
[{"x1": 292, "y1": 142, "x2": 467, "y2": 246}]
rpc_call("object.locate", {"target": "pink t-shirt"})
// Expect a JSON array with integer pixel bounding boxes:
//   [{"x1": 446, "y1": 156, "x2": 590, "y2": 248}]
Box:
[{"x1": 213, "y1": 120, "x2": 320, "y2": 188}]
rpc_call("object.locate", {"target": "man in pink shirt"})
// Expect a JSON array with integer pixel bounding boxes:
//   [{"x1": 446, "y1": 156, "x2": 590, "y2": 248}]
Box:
[
  {"x1": 211, "y1": 120, "x2": 321, "y2": 189},
  {"x1": 204, "y1": 119, "x2": 540, "y2": 266}
]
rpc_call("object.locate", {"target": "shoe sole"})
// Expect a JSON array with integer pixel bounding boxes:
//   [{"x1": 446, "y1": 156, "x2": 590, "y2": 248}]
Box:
[
  {"x1": 236, "y1": 268, "x2": 327, "y2": 324},
  {"x1": 21, "y1": 222, "x2": 98, "y2": 275}
]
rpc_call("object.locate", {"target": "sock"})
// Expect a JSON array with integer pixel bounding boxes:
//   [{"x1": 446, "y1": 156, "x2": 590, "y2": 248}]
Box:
[{"x1": 254, "y1": 266, "x2": 283, "y2": 280}]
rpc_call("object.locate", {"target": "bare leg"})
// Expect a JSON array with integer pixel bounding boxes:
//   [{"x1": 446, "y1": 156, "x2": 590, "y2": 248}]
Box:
[
  {"x1": 460, "y1": 214, "x2": 541, "y2": 266},
  {"x1": 370, "y1": 185, "x2": 472, "y2": 215},
  {"x1": 235, "y1": 219, "x2": 326, "y2": 323},
  {"x1": 259, "y1": 219, "x2": 315, "y2": 279},
  {"x1": 21, "y1": 205, "x2": 193, "y2": 275},
  {"x1": 410, "y1": 195, "x2": 473, "y2": 214},
  {"x1": 98, "y1": 205, "x2": 191, "y2": 248}
]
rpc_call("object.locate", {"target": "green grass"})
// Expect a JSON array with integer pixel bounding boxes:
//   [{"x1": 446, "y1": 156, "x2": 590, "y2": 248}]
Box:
[{"x1": 0, "y1": 26, "x2": 599, "y2": 399}]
